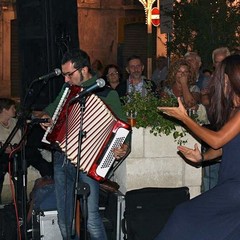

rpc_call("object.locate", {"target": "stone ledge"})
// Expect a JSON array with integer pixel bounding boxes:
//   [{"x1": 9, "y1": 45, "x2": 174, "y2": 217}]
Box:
[{"x1": 113, "y1": 127, "x2": 202, "y2": 199}]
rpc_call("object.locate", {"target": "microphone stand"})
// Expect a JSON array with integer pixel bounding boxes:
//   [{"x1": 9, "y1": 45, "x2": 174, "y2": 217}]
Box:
[
  {"x1": 70, "y1": 96, "x2": 90, "y2": 240},
  {"x1": 2, "y1": 75, "x2": 54, "y2": 239},
  {"x1": 1, "y1": 119, "x2": 39, "y2": 236}
]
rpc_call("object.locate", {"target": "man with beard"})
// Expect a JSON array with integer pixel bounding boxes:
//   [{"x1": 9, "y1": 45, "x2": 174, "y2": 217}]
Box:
[{"x1": 125, "y1": 55, "x2": 156, "y2": 96}]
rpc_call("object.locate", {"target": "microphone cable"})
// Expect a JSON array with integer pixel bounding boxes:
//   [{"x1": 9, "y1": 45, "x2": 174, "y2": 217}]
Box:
[{"x1": 8, "y1": 155, "x2": 22, "y2": 240}]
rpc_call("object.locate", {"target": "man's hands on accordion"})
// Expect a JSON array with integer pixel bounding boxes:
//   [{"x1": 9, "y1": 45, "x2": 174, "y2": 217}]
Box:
[{"x1": 113, "y1": 143, "x2": 129, "y2": 160}]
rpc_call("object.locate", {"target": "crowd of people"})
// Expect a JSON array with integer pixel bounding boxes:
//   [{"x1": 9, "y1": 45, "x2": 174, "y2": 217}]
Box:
[
  {"x1": 0, "y1": 46, "x2": 239, "y2": 239},
  {"x1": 156, "y1": 54, "x2": 240, "y2": 240},
  {"x1": 98, "y1": 47, "x2": 238, "y2": 195}
]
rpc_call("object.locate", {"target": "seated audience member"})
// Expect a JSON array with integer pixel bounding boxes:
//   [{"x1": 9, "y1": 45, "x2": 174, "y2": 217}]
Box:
[
  {"x1": 91, "y1": 59, "x2": 104, "y2": 78},
  {"x1": 103, "y1": 64, "x2": 127, "y2": 99},
  {"x1": 199, "y1": 69, "x2": 212, "y2": 94},
  {"x1": 184, "y1": 52, "x2": 206, "y2": 90},
  {"x1": 151, "y1": 56, "x2": 168, "y2": 90},
  {"x1": 212, "y1": 47, "x2": 230, "y2": 70},
  {"x1": 162, "y1": 58, "x2": 200, "y2": 109},
  {"x1": 162, "y1": 58, "x2": 208, "y2": 124},
  {"x1": 200, "y1": 89, "x2": 210, "y2": 108},
  {"x1": 125, "y1": 55, "x2": 157, "y2": 96},
  {"x1": 200, "y1": 69, "x2": 212, "y2": 107},
  {"x1": 0, "y1": 98, "x2": 53, "y2": 203},
  {"x1": 202, "y1": 69, "x2": 212, "y2": 79},
  {"x1": 0, "y1": 98, "x2": 21, "y2": 203}
]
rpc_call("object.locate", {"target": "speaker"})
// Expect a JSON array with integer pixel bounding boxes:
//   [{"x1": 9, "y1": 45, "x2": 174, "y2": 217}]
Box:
[
  {"x1": 123, "y1": 187, "x2": 190, "y2": 240},
  {"x1": 0, "y1": 204, "x2": 17, "y2": 240},
  {"x1": 16, "y1": 0, "x2": 79, "y2": 109},
  {"x1": 160, "y1": 0, "x2": 174, "y2": 34}
]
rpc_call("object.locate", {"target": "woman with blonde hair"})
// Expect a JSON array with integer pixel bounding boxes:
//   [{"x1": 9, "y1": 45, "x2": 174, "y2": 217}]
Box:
[{"x1": 162, "y1": 58, "x2": 200, "y2": 110}]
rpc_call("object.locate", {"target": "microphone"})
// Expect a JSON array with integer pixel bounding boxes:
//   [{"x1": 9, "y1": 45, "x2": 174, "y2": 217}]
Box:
[
  {"x1": 70, "y1": 78, "x2": 106, "y2": 102},
  {"x1": 27, "y1": 118, "x2": 50, "y2": 124},
  {"x1": 38, "y1": 68, "x2": 62, "y2": 80}
]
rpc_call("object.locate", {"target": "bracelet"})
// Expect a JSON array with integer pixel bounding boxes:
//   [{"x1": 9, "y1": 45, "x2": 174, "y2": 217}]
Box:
[{"x1": 196, "y1": 153, "x2": 204, "y2": 168}]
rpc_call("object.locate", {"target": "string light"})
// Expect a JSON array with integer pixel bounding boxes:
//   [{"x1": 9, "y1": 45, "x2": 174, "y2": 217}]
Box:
[{"x1": 138, "y1": 0, "x2": 157, "y2": 24}]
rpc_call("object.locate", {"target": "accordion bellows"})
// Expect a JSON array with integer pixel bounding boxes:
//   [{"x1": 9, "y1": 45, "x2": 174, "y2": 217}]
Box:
[{"x1": 42, "y1": 85, "x2": 131, "y2": 181}]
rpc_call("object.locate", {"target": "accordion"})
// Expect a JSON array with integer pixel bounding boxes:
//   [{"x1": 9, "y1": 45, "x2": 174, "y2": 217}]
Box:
[{"x1": 42, "y1": 85, "x2": 131, "y2": 181}]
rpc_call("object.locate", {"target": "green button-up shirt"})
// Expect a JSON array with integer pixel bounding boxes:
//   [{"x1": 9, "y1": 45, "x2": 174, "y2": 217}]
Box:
[{"x1": 44, "y1": 75, "x2": 126, "y2": 122}]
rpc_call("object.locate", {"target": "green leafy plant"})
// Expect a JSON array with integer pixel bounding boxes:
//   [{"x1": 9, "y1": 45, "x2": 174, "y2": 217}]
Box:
[{"x1": 121, "y1": 90, "x2": 188, "y2": 144}]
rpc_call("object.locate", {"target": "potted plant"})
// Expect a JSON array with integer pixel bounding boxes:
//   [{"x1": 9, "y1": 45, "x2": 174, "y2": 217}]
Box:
[{"x1": 121, "y1": 90, "x2": 188, "y2": 144}]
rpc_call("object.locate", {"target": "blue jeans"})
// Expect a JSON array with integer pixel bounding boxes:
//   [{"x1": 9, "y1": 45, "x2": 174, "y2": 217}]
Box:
[
  {"x1": 54, "y1": 151, "x2": 107, "y2": 240},
  {"x1": 202, "y1": 162, "x2": 220, "y2": 192}
]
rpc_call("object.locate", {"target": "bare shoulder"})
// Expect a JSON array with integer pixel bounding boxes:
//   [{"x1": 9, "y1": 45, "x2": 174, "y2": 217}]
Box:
[{"x1": 222, "y1": 110, "x2": 240, "y2": 134}]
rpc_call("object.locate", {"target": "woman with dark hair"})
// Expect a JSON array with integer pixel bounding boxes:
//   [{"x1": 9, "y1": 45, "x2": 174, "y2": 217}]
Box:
[
  {"x1": 156, "y1": 54, "x2": 240, "y2": 239},
  {"x1": 91, "y1": 59, "x2": 104, "y2": 78},
  {"x1": 103, "y1": 64, "x2": 127, "y2": 99}
]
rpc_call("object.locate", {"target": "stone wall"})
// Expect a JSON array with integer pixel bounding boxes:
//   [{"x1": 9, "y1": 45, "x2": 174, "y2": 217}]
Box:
[{"x1": 113, "y1": 127, "x2": 202, "y2": 199}]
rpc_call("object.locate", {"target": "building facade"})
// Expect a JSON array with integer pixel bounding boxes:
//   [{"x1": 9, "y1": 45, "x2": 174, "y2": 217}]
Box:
[{"x1": 0, "y1": 0, "x2": 166, "y2": 103}]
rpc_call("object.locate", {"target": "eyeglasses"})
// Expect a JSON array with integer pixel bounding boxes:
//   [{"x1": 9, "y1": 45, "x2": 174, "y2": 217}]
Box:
[
  {"x1": 107, "y1": 71, "x2": 119, "y2": 77},
  {"x1": 62, "y1": 68, "x2": 81, "y2": 78}
]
